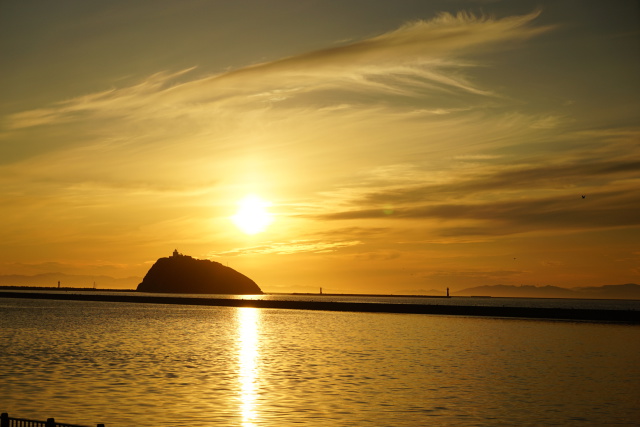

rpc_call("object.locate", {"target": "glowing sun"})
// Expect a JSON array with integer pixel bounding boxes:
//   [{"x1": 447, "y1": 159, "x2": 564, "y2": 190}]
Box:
[{"x1": 232, "y1": 195, "x2": 273, "y2": 235}]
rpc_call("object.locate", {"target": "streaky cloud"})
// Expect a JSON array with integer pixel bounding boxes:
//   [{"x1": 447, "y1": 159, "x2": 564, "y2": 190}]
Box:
[
  {"x1": 210, "y1": 239, "x2": 362, "y2": 257},
  {"x1": 314, "y1": 151, "x2": 640, "y2": 237},
  {"x1": 4, "y1": 11, "x2": 550, "y2": 130},
  {"x1": 313, "y1": 155, "x2": 640, "y2": 212},
  {"x1": 5, "y1": 68, "x2": 196, "y2": 130},
  {"x1": 318, "y1": 188, "x2": 640, "y2": 231}
]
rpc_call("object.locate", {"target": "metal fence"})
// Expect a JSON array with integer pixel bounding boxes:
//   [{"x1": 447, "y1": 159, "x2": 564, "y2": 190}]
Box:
[{"x1": 0, "y1": 413, "x2": 104, "y2": 427}]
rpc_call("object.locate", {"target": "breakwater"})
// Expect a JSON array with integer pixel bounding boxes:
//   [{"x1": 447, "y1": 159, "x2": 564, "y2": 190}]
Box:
[{"x1": 1, "y1": 291, "x2": 638, "y2": 323}]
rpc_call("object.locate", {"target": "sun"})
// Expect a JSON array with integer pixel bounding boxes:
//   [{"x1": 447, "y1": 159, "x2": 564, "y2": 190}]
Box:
[{"x1": 231, "y1": 195, "x2": 274, "y2": 235}]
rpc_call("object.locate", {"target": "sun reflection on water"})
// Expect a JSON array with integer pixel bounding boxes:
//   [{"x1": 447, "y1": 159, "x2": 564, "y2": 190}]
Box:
[{"x1": 237, "y1": 307, "x2": 259, "y2": 426}]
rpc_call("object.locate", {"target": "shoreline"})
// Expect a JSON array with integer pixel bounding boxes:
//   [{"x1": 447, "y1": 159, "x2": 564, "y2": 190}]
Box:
[
  {"x1": 2, "y1": 286, "x2": 638, "y2": 301},
  {"x1": 0, "y1": 290, "x2": 638, "y2": 323}
]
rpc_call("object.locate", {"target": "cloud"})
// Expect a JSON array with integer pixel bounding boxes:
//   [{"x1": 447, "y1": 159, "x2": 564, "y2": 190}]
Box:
[
  {"x1": 355, "y1": 158, "x2": 640, "y2": 205},
  {"x1": 313, "y1": 152, "x2": 640, "y2": 237},
  {"x1": 530, "y1": 114, "x2": 566, "y2": 129},
  {"x1": 209, "y1": 239, "x2": 362, "y2": 257},
  {"x1": 0, "y1": 10, "x2": 554, "y2": 198},
  {"x1": 219, "y1": 10, "x2": 547, "y2": 77},
  {"x1": 4, "y1": 11, "x2": 549, "y2": 131},
  {"x1": 320, "y1": 188, "x2": 640, "y2": 231},
  {"x1": 5, "y1": 68, "x2": 196, "y2": 130},
  {"x1": 314, "y1": 227, "x2": 391, "y2": 239}
]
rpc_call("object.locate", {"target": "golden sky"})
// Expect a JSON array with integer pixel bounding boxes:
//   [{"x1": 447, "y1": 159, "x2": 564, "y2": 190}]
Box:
[{"x1": 1, "y1": 1, "x2": 638, "y2": 293}]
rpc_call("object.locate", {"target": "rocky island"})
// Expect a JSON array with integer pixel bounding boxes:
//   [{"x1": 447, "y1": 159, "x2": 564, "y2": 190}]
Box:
[{"x1": 136, "y1": 250, "x2": 262, "y2": 294}]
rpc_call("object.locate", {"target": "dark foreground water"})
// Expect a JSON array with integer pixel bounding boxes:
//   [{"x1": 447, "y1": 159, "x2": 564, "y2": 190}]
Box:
[{"x1": 1, "y1": 297, "x2": 639, "y2": 426}]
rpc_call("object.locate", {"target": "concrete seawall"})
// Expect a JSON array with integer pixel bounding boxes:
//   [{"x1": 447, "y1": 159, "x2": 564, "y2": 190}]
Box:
[{"x1": 0, "y1": 291, "x2": 638, "y2": 323}]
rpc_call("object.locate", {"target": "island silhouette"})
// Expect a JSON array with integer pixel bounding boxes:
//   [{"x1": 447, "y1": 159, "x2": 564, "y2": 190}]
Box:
[{"x1": 136, "y1": 250, "x2": 262, "y2": 294}]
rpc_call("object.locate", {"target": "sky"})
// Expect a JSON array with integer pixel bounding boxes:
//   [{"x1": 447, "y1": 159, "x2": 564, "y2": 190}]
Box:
[{"x1": 1, "y1": 0, "x2": 639, "y2": 294}]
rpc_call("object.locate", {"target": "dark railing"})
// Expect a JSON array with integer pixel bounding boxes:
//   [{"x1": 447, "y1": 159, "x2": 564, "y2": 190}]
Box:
[{"x1": 0, "y1": 413, "x2": 104, "y2": 427}]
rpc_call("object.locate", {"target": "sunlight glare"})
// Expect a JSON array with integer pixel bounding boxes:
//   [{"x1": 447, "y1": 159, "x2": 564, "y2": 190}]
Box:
[
  {"x1": 238, "y1": 307, "x2": 260, "y2": 426},
  {"x1": 232, "y1": 195, "x2": 273, "y2": 235}
]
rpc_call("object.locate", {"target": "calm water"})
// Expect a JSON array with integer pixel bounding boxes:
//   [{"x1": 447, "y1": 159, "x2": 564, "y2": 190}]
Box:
[{"x1": 1, "y1": 297, "x2": 638, "y2": 426}]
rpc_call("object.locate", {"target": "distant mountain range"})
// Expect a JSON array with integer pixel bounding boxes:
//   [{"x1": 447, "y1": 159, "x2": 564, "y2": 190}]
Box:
[
  {"x1": 454, "y1": 283, "x2": 640, "y2": 300},
  {"x1": 0, "y1": 273, "x2": 140, "y2": 289}
]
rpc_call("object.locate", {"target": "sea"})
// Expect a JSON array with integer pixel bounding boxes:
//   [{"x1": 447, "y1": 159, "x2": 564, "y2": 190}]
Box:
[{"x1": 1, "y1": 293, "x2": 639, "y2": 426}]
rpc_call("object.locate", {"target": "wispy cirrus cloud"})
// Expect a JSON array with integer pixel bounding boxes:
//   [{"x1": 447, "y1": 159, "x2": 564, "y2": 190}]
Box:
[
  {"x1": 4, "y1": 11, "x2": 549, "y2": 131},
  {"x1": 5, "y1": 68, "x2": 196, "y2": 130},
  {"x1": 209, "y1": 239, "x2": 362, "y2": 257}
]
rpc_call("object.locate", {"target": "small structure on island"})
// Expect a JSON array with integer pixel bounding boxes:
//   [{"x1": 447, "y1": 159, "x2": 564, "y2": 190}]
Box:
[{"x1": 136, "y1": 250, "x2": 262, "y2": 294}]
